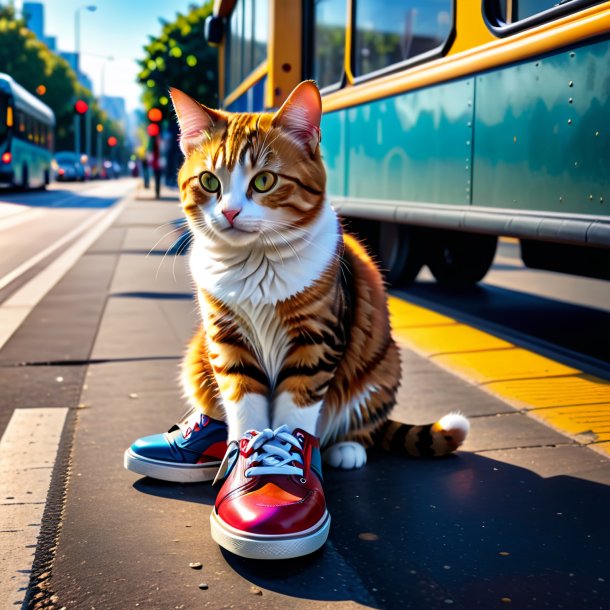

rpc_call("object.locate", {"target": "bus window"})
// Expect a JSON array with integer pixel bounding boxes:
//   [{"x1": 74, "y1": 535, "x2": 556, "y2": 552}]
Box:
[
  {"x1": 353, "y1": 0, "x2": 452, "y2": 78},
  {"x1": 227, "y1": 1, "x2": 244, "y2": 96},
  {"x1": 225, "y1": 0, "x2": 268, "y2": 98},
  {"x1": 311, "y1": 0, "x2": 347, "y2": 89},
  {"x1": 0, "y1": 94, "x2": 8, "y2": 142},
  {"x1": 485, "y1": 0, "x2": 600, "y2": 31},
  {"x1": 18, "y1": 110, "x2": 26, "y2": 137},
  {"x1": 496, "y1": 0, "x2": 562, "y2": 22},
  {"x1": 253, "y1": 0, "x2": 268, "y2": 68}
]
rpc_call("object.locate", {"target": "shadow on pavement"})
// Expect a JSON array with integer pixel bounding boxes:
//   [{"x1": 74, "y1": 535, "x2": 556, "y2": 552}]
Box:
[
  {"x1": 398, "y1": 282, "x2": 610, "y2": 370},
  {"x1": 132, "y1": 450, "x2": 610, "y2": 609},
  {"x1": 111, "y1": 291, "x2": 193, "y2": 300}
]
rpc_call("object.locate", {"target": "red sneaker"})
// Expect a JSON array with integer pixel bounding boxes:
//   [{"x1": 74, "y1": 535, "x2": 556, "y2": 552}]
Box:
[{"x1": 210, "y1": 426, "x2": 330, "y2": 559}]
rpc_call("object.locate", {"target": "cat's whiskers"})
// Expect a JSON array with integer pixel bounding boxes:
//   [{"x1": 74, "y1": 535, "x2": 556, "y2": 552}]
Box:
[
  {"x1": 261, "y1": 233, "x2": 285, "y2": 266},
  {"x1": 263, "y1": 219, "x2": 352, "y2": 285},
  {"x1": 263, "y1": 220, "x2": 342, "y2": 262},
  {"x1": 156, "y1": 231, "x2": 193, "y2": 281},
  {"x1": 261, "y1": 224, "x2": 301, "y2": 263},
  {"x1": 148, "y1": 226, "x2": 185, "y2": 258},
  {"x1": 172, "y1": 231, "x2": 194, "y2": 281}
]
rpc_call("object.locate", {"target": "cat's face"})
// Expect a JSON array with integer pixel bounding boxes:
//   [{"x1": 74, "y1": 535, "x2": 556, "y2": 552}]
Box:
[{"x1": 171, "y1": 82, "x2": 326, "y2": 249}]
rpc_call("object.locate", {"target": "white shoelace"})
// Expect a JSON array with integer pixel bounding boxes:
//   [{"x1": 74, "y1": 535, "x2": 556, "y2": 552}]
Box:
[{"x1": 245, "y1": 425, "x2": 304, "y2": 477}]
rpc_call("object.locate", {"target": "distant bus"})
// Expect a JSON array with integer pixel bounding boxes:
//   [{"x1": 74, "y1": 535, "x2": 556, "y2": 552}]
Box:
[
  {"x1": 206, "y1": 0, "x2": 610, "y2": 283},
  {"x1": 0, "y1": 73, "x2": 55, "y2": 190}
]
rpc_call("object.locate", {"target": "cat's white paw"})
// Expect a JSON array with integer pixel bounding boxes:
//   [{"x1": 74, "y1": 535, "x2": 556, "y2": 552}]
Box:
[{"x1": 323, "y1": 442, "x2": 367, "y2": 470}]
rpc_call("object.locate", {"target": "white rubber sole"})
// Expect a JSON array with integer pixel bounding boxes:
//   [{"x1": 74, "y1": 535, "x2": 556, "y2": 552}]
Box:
[
  {"x1": 210, "y1": 509, "x2": 331, "y2": 560},
  {"x1": 123, "y1": 448, "x2": 220, "y2": 483}
]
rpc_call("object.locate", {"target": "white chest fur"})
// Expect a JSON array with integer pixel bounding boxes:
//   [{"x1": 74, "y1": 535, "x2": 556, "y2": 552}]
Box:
[{"x1": 191, "y1": 200, "x2": 340, "y2": 384}]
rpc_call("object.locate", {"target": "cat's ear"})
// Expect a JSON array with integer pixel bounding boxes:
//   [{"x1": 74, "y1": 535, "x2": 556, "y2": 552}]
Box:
[
  {"x1": 272, "y1": 81, "x2": 322, "y2": 154},
  {"x1": 169, "y1": 87, "x2": 224, "y2": 155}
]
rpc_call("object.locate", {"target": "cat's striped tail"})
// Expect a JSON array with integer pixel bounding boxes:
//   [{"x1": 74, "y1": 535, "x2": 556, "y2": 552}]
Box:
[{"x1": 374, "y1": 413, "x2": 470, "y2": 457}]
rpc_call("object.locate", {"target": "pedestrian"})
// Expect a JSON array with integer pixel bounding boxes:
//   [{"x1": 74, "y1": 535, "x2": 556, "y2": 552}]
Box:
[
  {"x1": 151, "y1": 137, "x2": 163, "y2": 199},
  {"x1": 141, "y1": 156, "x2": 150, "y2": 189}
]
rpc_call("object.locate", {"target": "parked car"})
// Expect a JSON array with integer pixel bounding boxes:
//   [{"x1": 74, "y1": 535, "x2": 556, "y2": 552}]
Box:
[{"x1": 54, "y1": 151, "x2": 86, "y2": 182}]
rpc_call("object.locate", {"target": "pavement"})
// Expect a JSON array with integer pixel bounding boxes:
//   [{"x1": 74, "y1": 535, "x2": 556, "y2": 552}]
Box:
[{"x1": 1, "y1": 185, "x2": 609, "y2": 609}]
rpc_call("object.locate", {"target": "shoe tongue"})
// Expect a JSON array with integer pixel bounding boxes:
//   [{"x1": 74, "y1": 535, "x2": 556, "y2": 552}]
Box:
[{"x1": 175, "y1": 411, "x2": 207, "y2": 439}]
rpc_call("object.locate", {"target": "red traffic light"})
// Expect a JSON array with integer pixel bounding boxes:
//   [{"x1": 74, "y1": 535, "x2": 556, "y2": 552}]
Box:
[
  {"x1": 147, "y1": 108, "x2": 162, "y2": 122},
  {"x1": 107, "y1": 136, "x2": 117, "y2": 147},
  {"x1": 147, "y1": 123, "x2": 160, "y2": 137},
  {"x1": 74, "y1": 100, "x2": 89, "y2": 114}
]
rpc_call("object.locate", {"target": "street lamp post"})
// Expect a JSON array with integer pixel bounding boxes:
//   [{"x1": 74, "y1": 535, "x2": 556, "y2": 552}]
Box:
[
  {"x1": 74, "y1": 5, "x2": 97, "y2": 74},
  {"x1": 96, "y1": 123, "x2": 103, "y2": 177},
  {"x1": 74, "y1": 5, "x2": 96, "y2": 160},
  {"x1": 100, "y1": 55, "x2": 114, "y2": 101}
]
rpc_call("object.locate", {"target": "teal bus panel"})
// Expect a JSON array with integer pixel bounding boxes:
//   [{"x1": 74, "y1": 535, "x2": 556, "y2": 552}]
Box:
[
  {"x1": 320, "y1": 110, "x2": 347, "y2": 198},
  {"x1": 473, "y1": 39, "x2": 610, "y2": 217},
  {"x1": 322, "y1": 79, "x2": 475, "y2": 205}
]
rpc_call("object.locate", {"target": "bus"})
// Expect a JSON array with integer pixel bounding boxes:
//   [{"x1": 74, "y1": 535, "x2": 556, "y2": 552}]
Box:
[
  {"x1": 0, "y1": 73, "x2": 55, "y2": 190},
  {"x1": 204, "y1": 0, "x2": 610, "y2": 284}
]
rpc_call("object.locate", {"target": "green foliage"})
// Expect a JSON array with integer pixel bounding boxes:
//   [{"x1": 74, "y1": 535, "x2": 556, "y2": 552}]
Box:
[
  {"x1": 0, "y1": 7, "x2": 124, "y2": 151},
  {"x1": 138, "y1": 2, "x2": 218, "y2": 116}
]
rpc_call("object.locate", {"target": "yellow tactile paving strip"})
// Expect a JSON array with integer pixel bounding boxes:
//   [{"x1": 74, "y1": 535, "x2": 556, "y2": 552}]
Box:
[{"x1": 389, "y1": 296, "x2": 610, "y2": 457}]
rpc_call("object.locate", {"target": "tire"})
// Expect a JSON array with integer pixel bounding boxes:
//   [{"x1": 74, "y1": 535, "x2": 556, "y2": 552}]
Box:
[
  {"x1": 427, "y1": 230, "x2": 497, "y2": 287},
  {"x1": 20, "y1": 165, "x2": 29, "y2": 191},
  {"x1": 342, "y1": 218, "x2": 424, "y2": 287},
  {"x1": 377, "y1": 223, "x2": 425, "y2": 286}
]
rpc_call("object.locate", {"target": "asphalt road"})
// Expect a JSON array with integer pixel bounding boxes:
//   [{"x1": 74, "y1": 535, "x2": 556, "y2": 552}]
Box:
[{"x1": 0, "y1": 183, "x2": 608, "y2": 610}]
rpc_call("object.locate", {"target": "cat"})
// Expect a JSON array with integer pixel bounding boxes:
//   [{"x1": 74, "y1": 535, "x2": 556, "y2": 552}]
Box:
[{"x1": 170, "y1": 80, "x2": 469, "y2": 471}]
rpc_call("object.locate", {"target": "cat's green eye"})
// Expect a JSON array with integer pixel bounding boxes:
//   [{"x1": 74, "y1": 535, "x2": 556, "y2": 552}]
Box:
[
  {"x1": 199, "y1": 171, "x2": 220, "y2": 193},
  {"x1": 251, "y1": 171, "x2": 277, "y2": 193}
]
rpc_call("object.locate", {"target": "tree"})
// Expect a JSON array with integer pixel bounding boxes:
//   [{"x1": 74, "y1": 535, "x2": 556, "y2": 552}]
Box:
[
  {"x1": 137, "y1": 2, "x2": 218, "y2": 183},
  {"x1": 137, "y1": 2, "x2": 218, "y2": 116}
]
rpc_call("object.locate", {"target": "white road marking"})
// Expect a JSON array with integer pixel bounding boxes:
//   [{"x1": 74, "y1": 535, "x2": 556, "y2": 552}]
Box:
[
  {"x1": 0, "y1": 208, "x2": 45, "y2": 231},
  {"x1": 0, "y1": 191, "x2": 129, "y2": 350},
  {"x1": 0, "y1": 407, "x2": 69, "y2": 609},
  {"x1": 0, "y1": 210, "x2": 100, "y2": 293}
]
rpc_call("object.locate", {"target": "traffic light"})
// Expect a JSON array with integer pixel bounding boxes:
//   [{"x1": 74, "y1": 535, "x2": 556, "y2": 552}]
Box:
[
  {"x1": 147, "y1": 108, "x2": 162, "y2": 122},
  {"x1": 74, "y1": 100, "x2": 89, "y2": 114},
  {"x1": 147, "y1": 123, "x2": 160, "y2": 137},
  {"x1": 107, "y1": 136, "x2": 117, "y2": 147}
]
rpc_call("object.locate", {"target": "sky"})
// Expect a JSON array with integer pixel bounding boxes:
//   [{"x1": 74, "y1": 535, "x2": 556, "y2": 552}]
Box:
[{"x1": 15, "y1": 0, "x2": 201, "y2": 112}]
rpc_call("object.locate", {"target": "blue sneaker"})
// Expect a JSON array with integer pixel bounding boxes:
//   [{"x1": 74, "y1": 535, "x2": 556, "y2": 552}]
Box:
[{"x1": 124, "y1": 410, "x2": 228, "y2": 483}]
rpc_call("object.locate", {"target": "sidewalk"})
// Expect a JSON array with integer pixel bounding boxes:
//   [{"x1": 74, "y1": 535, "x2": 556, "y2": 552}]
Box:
[{"x1": 30, "y1": 188, "x2": 610, "y2": 610}]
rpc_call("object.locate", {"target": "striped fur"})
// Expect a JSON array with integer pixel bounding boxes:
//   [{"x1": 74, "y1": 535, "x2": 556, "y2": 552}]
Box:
[{"x1": 171, "y1": 82, "x2": 469, "y2": 465}]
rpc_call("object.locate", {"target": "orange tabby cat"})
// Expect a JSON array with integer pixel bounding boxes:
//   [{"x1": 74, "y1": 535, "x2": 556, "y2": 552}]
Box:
[{"x1": 171, "y1": 81, "x2": 469, "y2": 469}]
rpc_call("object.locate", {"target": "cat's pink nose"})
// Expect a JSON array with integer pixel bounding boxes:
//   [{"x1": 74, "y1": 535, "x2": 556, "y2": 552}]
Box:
[{"x1": 222, "y1": 209, "x2": 240, "y2": 226}]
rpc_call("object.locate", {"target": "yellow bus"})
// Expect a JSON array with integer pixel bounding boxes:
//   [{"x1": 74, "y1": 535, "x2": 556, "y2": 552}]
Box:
[{"x1": 205, "y1": 0, "x2": 610, "y2": 284}]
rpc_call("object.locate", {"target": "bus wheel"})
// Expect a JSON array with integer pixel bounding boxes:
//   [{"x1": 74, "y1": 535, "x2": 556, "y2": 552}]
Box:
[
  {"x1": 427, "y1": 230, "x2": 497, "y2": 287},
  {"x1": 378, "y1": 223, "x2": 424, "y2": 286}
]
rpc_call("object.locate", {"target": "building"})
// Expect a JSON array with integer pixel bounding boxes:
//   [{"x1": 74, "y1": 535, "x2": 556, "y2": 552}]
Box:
[
  {"x1": 22, "y1": 2, "x2": 93, "y2": 91},
  {"x1": 100, "y1": 95, "x2": 127, "y2": 125},
  {"x1": 22, "y1": 2, "x2": 43, "y2": 38},
  {"x1": 43, "y1": 35, "x2": 57, "y2": 51}
]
